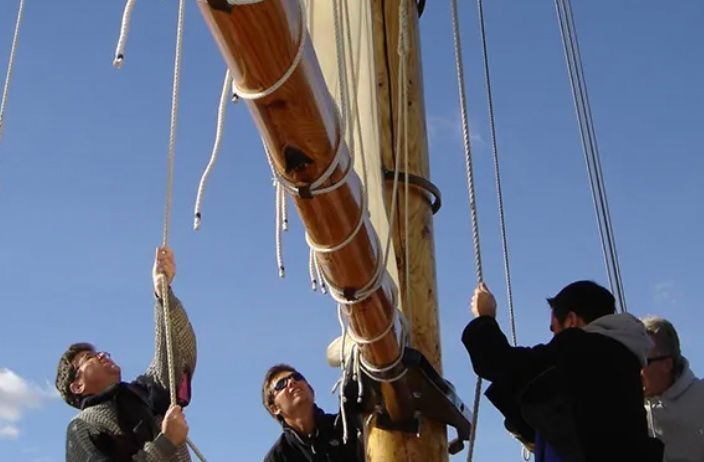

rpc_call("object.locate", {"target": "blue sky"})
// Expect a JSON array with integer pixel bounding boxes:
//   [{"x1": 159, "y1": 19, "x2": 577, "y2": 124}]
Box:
[{"x1": 0, "y1": 1, "x2": 702, "y2": 461}]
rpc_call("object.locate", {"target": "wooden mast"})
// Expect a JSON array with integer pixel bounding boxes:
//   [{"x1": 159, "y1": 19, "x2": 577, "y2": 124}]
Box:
[
  {"x1": 197, "y1": 0, "x2": 414, "y2": 422},
  {"x1": 367, "y1": 0, "x2": 448, "y2": 461}
]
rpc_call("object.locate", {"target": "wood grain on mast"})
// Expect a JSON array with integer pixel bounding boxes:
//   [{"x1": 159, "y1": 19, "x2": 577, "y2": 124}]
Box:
[{"x1": 197, "y1": 0, "x2": 413, "y2": 423}]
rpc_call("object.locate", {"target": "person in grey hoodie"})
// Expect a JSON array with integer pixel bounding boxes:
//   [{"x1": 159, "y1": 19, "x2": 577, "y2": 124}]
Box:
[
  {"x1": 463, "y1": 280, "x2": 663, "y2": 462},
  {"x1": 641, "y1": 316, "x2": 704, "y2": 462}
]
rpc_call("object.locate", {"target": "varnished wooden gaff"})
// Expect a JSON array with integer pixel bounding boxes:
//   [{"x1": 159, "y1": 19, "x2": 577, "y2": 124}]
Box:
[{"x1": 197, "y1": 0, "x2": 413, "y2": 421}]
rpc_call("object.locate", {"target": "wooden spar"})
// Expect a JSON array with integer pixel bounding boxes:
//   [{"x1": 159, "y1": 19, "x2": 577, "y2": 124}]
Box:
[
  {"x1": 197, "y1": 0, "x2": 413, "y2": 420},
  {"x1": 367, "y1": 0, "x2": 449, "y2": 460}
]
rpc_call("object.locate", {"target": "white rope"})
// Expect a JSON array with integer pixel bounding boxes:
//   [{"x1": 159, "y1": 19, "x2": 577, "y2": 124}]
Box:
[
  {"x1": 449, "y1": 0, "x2": 485, "y2": 460},
  {"x1": 0, "y1": 0, "x2": 26, "y2": 141},
  {"x1": 281, "y1": 185, "x2": 289, "y2": 231},
  {"x1": 308, "y1": 248, "x2": 318, "y2": 291},
  {"x1": 358, "y1": 310, "x2": 410, "y2": 383},
  {"x1": 275, "y1": 182, "x2": 285, "y2": 278},
  {"x1": 112, "y1": 0, "x2": 137, "y2": 68},
  {"x1": 157, "y1": 2, "x2": 207, "y2": 460},
  {"x1": 339, "y1": 303, "x2": 396, "y2": 346},
  {"x1": 317, "y1": 234, "x2": 386, "y2": 305},
  {"x1": 160, "y1": 0, "x2": 186, "y2": 405},
  {"x1": 522, "y1": 446, "x2": 532, "y2": 461},
  {"x1": 314, "y1": 253, "x2": 327, "y2": 294},
  {"x1": 232, "y1": 0, "x2": 306, "y2": 100},
  {"x1": 304, "y1": 197, "x2": 367, "y2": 254},
  {"x1": 335, "y1": 305, "x2": 352, "y2": 443},
  {"x1": 194, "y1": 70, "x2": 233, "y2": 231}
]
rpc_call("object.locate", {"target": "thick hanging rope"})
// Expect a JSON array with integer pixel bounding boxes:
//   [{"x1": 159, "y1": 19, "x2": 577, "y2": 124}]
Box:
[
  {"x1": 450, "y1": 0, "x2": 484, "y2": 460},
  {"x1": 194, "y1": 70, "x2": 233, "y2": 231},
  {"x1": 475, "y1": 0, "x2": 517, "y2": 346},
  {"x1": 554, "y1": 0, "x2": 627, "y2": 313},
  {"x1": 154, "y1": 1, "x2": 206, "y2": 460},
  {"x1": 161, "y1": 0, "x2": 182, "y2": 421},
  {"x1": 113, "y1": 0, "x2": 137, "y2": 68},
  {"x1": 0, "y1": 0, "x2": 26, "y2": 141}
]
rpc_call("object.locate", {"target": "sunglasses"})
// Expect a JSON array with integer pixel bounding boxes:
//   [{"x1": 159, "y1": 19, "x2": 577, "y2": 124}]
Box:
[
  {"x1": 647, "y1": 355, "x2": 670, "y2": 365},
  {"x1": 271, "y1": 372, "x2": 306, "y2": 394}
]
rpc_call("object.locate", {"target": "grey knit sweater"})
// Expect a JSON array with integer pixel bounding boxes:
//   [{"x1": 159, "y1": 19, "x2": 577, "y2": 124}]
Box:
[{"x1": 65, "y1": 289, "x2": 196, "y2": 461}]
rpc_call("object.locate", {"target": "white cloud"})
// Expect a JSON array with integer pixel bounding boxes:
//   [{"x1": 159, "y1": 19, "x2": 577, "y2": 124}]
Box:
[
  {"x1": 0, "y1": 368, "x2": 58, "y2": 439},
  {"x1": 0, "y1": 424, "x2": 19, "y2": 439}
]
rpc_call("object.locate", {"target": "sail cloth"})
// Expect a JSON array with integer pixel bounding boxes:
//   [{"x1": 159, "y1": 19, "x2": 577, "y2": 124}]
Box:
[{"x1": 307, "y1": 0, "x2": 402, "y2": 304}]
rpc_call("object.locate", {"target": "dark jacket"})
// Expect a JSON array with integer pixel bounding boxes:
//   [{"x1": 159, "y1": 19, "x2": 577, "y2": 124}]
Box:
[
  {"x1": 463, "y1": 315, "x2": 663, "y2": 462},
  {"x1": 264, "y1": 406, "x2": 363, "y2": 462}
]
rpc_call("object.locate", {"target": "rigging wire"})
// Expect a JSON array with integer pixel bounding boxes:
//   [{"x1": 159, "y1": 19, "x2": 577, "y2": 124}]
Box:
[
  {"x1": 554, "y1": 0, "x2": 627, "y2": 313},
  {"x1": 0, "y1": 0, "x2": 26, "y2": 141},
  {"x1": 475, "y1": 0, "x2": 518, "y2": 346},
  {"x1": 449, "y1": 0, "x2": 489, "y2": 459}
]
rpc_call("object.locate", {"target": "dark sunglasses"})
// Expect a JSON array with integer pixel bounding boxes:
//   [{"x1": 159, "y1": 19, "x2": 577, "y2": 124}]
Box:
[
  {"x1": 272, "y1": 372, "x2": 305, "y2": 394},
  {"x1": 647, "y1": 355, "x2": 670, "y2": 365}
]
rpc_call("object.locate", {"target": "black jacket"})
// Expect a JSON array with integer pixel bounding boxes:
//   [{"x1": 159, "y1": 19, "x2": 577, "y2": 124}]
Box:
[
  {"x1": 463, "y1": 316, "x2": 663, "y2": 462},
  {"x1": 264, "y1": 406, "x2": 364, "y2": 462}
]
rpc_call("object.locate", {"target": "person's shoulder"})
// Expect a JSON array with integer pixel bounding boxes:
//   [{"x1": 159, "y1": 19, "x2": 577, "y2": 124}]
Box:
[
  {"x1": 684, "y1": 374, "x2": 704, "y2": 398},
  {"x1": 263, "y1": 433, "x2": 289, "y2": 462}
]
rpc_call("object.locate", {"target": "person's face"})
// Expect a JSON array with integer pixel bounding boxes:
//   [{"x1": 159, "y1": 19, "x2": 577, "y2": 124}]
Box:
[
  {"x1": 268, "y1": 371, "x2": 314, "y2": 420},
  {"x1": 641, "y1": 344, "x2": 674, "y2": 397},
  {"x1": 69, "y1": 350, "x2": 121, "y2": 398}
]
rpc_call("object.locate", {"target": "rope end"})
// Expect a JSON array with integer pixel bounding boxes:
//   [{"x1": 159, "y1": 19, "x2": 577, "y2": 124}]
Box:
[
  {"x1": 282, "y1": 219, "x2": 289, "y2": 231},
  {"x1": 311, "y1": 280, "x2": 318, "y2": 291},
  {"x1": 113, "y1": 54, "x2": 124, "y2": 69},
  {"x1": 193, "y1": 213, "x2": 202, "y2": 231},
  {"x1": 278, "y1": 266, "x2": 285, "y2": 278}
]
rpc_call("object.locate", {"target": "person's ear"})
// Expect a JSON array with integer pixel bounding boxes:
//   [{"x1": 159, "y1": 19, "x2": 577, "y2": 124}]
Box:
[
  {"x1": 69, "y1": 380, "x2": 84, "y2": 396},
  {"x1": 268, "y1": 401, "x2": 280, "y2": 416},
  {"x1": 565, "y1": 311, "x2": 579, "y2": 328}
]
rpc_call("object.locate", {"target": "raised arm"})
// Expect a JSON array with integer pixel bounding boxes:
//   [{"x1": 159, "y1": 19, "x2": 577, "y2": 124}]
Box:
[
  {"x1": 462, "y1": 283, "x2": 555, "y2": 388},
  {"x1": 146, "y1": 247, "x2": 197, "y2": 402}
]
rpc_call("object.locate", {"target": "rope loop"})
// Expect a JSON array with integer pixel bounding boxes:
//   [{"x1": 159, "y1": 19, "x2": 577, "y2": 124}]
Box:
[{"x1": 232, "y1": 0, "x2": 307, "y2": 100}]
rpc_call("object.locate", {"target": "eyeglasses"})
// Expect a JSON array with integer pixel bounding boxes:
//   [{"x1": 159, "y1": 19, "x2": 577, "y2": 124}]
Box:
[
  {"x1": 647, "y1": 355, "x2": 670, "y2": 365},
  {"x1": 271, "y1": 372, "x2": 305, "y2": 394}
]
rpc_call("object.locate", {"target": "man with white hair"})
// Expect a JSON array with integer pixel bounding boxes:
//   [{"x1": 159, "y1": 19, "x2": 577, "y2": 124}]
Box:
[{"x1": 642, "y1": 316, "x2": 704, "y2": 462}]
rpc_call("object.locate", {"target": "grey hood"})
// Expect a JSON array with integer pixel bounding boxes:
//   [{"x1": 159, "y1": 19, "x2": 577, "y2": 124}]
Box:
[
  {"x1": 662, "y1": 358, "x2": 696, "y2": 400},
  {"x1": 582, "y1": 313, "x2": 653, "y2": 366}
]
